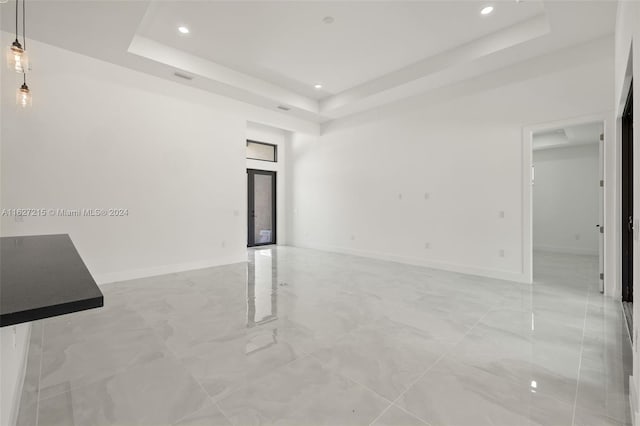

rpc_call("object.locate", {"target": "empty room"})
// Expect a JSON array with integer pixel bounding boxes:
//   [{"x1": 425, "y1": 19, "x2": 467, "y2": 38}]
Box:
[{"x1": 0, "y1": 1, "x2": 638, "y2": 426}]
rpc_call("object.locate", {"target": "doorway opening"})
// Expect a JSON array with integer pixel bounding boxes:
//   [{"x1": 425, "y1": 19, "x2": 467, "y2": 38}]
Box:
[
  {"x1": 247, "y1": 169, "x2": 277, "y2": 247},
  {"x1": 531, "y1": 121, "x2": 605, "y2": 289},
  {"x1": 622, "y1": 83, "x2": 633, "y2": 331}
]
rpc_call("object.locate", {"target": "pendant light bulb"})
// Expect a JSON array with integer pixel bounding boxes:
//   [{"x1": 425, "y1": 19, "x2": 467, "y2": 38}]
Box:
[
  {"x1": 7, "y1": 39, "x2": 28, "y2": 73},
  {"x1": 9, "y1": 0, "x2": 29, "y2": 73},
  {"x1": 17, "y1": 81, "x2": 31, "y2": 108}
]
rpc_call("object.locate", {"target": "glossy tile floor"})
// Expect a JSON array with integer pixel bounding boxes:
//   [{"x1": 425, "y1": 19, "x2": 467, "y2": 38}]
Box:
[{"x1": 17, "y1": 247, "x2": 632, "y2": 426}]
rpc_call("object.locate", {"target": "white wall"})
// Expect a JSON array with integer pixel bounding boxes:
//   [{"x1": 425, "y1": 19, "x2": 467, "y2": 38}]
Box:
[
  {"x1": 614, "y1": 2, "x2": 640, "y2": 424},
  {"x1": 246, "y1": 122, "x2": 289, "y2": 245},
  {"x1": 533, "y1": 144, "x2": 600, "y2": 255},
  {"x1": 1, "y1": 41, "x2": 246, "y2": 282},
  {"x1": 0, "y1": 324, "x2": 31, "y2": 426},
  {"x1": 0, "y1": 33, "x2": 314, "y2": 284},
  {"x1": 289, "y1": 38, "x2": 613, "y2": 283}
]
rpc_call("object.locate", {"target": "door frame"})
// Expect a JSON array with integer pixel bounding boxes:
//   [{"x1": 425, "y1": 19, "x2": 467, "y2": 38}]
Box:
[
  {"x1": 247, "y1": 169, "x2": 277, "y2": 247},
  {"x1": 522, "y1": 112, "x2": 613, "y2": 289}
]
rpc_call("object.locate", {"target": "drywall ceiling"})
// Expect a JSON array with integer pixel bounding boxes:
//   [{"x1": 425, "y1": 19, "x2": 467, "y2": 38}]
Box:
[
  {"x1": 0, "y1": 1, "x2": 618, "y2": 125},
  {"x1": 533, "y1": 122, "x2": 603, "y2": 150},
  {"x1": 136, "y1": 1, "x2": 545, "y2": 98}
]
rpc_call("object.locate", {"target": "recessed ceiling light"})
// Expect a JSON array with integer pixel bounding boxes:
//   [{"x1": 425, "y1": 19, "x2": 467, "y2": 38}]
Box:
[
  {"x1": 480, "y1": 6, "x2": 494, "y2": 15},
  {"x1": 314, "y1": 84, "x2": 323, "y2": 89},
  {"x1": 322, "y1": 16, "x2": 334, "y2": 24},
  {"x1": 178, "y1": 26, "x2": 190, "y2": 34}
]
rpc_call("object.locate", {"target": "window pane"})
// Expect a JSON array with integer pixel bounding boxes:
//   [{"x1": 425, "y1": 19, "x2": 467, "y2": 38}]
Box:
[
  {"x1": 247, "y1": 141, "x2": 276, "y2": 162},
  {"x1": 253, "y1": 173, "x2": 274, "y2": 244}
]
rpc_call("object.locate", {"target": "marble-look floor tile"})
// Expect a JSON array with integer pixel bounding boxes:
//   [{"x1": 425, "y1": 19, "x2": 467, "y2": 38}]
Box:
[
  {"x1": 43, "y1": 292, "x2": 148, "y2": 338},
  {"x1": 217, "y1": 355, "x2": 390, "y2": 426},
  {"x1": 37, "y1": 356, "x2": 209, "y2": 426},
  {"x1": 172, "y1": 402, "x2": 232, "y2": 426},
  {"x1": 178, "y1": 320, "x2": 311, "y2": 402},
  {"x1": 575, "y1": 354, "x2": 630, "y2": 423},
  {"x1": 452, "y1": 322, "x2": 534, "y2": 364},
  {"x1": 397, "y1": 357, "x2": 575, "y2": 426},
  {"x1": 23, "y1": 247, "x2": 631, "y2": 426},
  {"x1": 39, "y1": 327, "x2": 169, "y2": 400},
  {"x1": 148, "y1": 311, "x2": 247, "y2": 358},
  {"x1": 311, "y1": 317, "x2": 453, "y2": 400},
  {"x1": 372, "y1": 300, "x2": 475, "y2": 343},
  {"x1": 370, "y1": 405, "x2": 429, "y2": 426},
  {"x1": 449, "y1": 353, "x2": 579, "y2": 406},
  {"x1": 573, "y1": 407, "x2": 632, "y2": 426}
]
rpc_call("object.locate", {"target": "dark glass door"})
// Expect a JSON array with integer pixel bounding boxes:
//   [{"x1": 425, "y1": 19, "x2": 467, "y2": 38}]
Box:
[
  {"x1": 247, "y1": 169, "x2": 276, "y2": 247},
  {"x1": 622, "y1": 83, "x2": 633, "y2": 303}
]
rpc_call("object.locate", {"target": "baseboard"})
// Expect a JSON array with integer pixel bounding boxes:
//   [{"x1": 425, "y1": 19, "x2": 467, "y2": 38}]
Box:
[
  {"x1": 93, "y1": 255, "x2": 247, "y2": 285},
  {"x1": 292, "y1": 242, "x2": 529, "y2": 283},
  {"x1": 533, "y1": 244, "x2": 598, "y2": 256},
  {"x1": 630, "y1": 375, "x2": 639, "y2": 426}
]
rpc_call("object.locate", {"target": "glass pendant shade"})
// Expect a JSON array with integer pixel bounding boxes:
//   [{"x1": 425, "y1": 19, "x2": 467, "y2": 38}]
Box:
[
  {"x1": 17, "y1": 83, "x2": 31, "y2": 108},
  {"x1": 7, "y1": 40, "x2": 28, "y2": 73}
]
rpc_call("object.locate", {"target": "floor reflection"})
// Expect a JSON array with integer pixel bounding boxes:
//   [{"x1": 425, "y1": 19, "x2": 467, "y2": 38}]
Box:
[{"x1": 246, "y1": 248, "x2": 279, "y2": 353}]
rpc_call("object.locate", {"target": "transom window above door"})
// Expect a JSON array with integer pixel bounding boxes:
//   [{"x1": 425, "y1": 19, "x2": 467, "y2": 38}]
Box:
[{"x1": 247, "y1": 140, "x2": 277, "y2": 162}]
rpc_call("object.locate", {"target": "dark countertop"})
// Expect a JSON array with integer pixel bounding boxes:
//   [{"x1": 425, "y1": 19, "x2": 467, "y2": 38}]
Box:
[{"x1": 1, "y1": 234, "x2": 103, "y2": 327}]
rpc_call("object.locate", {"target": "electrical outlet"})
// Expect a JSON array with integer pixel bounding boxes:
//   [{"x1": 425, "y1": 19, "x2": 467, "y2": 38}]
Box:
[
  {"x1": 398, "y1": 193, "x2": 403, "y2": 200},
  {"x1": 575, "y1": 234, "x2": 581, "y2": 240},
  {"x1": 499, "y1": 249, "x2": 505, "y2": 258},
  {"x1": 499, "y1": 211, "x2": 505, "y2": 219},
  {"x1": 424, "y1": 193, "x2": 430, "y2": 200},
  {"x1": 350, "y1": 235, "x2": 356, "y2": 241},
  {"x1": 221, "y1": 241, "x2": 226, "y2": 248},
  {"x1": 425, "y1": 242, "x2": 430, "y2": 249}
]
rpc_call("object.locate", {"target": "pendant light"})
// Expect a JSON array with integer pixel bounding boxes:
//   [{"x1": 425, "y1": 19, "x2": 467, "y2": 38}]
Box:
[
  {"x1": 7, "y1": 0, "x2": 28, "y2": 73},
  {"x1": 17, "y1": 75, "x2": 31, "y2": 108},
  {"x1": 14, "y1": 0, "x2": 32, "y2": 108}
]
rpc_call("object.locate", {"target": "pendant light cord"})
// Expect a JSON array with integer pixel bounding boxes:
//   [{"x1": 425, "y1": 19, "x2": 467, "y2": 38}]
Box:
[
  {"x1": 14, "y1": 0, "x2": 18, "y2": 39},
  {"x1": 22, "y1": 0, "x2": 27, "y2": 84},
  {"x1": 22, "y1": 0, "x2": 26, "y2": 49}
]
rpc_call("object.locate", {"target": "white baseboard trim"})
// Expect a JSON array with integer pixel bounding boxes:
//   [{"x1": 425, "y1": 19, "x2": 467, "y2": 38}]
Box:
[
  {"x1": 93, "y1": 255, "x2": 247, "y2": 285},
  {"x1": 291, "y1": 242, "x2": 529, "y2": 283},
  {"x1": 533, "y1": 244, "x2": 598, "y2": 256},
  {"x1": 630, "y1": 375, "x2": 639, "y2": 426}
]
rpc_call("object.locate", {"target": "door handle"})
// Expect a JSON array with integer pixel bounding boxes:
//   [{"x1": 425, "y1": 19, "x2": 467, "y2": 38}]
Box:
[{"x1": 628, "y1": 216, "x2": 634, "y2": 232}]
